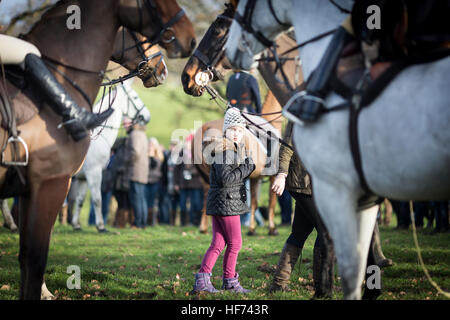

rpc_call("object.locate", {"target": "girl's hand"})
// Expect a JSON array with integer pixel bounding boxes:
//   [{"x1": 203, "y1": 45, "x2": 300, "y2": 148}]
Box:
[{"x1": 272, "y1": 173, "x2": 287, "y2": 196}]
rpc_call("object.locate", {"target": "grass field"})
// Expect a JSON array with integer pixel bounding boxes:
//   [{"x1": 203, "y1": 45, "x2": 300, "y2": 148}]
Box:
[{"x1": 0, "y1": 188, "x2": 449, "y2": 300}]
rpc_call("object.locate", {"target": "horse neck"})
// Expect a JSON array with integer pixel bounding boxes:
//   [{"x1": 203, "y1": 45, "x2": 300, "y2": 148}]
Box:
[
  {"x1": 260, "y1": 90, "x2": 282, "y2": 132},
  {"x1": 258, "y1": 33, "x2": 303, "y2": 106},
  {"x1": 23, "y1": 0, "x2": 120, "y2": 110},
  {"x1": 289, "y1": 0, "x2": 350, "y2": 79}
]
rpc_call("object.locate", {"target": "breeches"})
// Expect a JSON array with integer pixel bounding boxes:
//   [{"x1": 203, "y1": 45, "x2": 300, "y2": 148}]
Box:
[{"x1": 0, "y1": 35, "x2": 41, "y2": 66}]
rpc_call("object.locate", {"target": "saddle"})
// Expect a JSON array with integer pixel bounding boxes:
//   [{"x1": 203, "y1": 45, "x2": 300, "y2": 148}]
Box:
[{"x1": 0, "y1": 65, "x2": 39, "y2": 131}]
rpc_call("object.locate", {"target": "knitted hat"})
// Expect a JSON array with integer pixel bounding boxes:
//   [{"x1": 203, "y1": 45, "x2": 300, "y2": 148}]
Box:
[{"x1": 223, "y1": 107, "x2": 247, "y2": 133}]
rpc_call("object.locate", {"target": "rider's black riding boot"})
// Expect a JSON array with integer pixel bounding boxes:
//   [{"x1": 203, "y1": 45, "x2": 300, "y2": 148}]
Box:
[
  {"x1": 24, "y1": 53, "x2": 113, "y2": 142},
  {"x1": 284, "y1": 27, "x2": 352, "y2": 124}
]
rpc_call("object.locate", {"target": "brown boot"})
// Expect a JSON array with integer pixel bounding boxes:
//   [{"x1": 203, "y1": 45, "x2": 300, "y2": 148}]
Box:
[
  {"x1": 269, "y1": 243, "x2": 302, "y2": 293},
  {"x1": 114, "y1": 209, "x2": 126, "y2": 228},
  {"x1": 127, "y1": 209, "x2": 134, "y2": 226},
  {"x1": 59, "y1": 205, "x2": 68, "y2": 225}
]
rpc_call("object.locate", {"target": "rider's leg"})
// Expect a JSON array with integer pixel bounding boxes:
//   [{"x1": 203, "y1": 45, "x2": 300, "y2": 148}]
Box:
[
  {"x1": 0, "y1": 35, "x2": 112, "y2": 142},
  {"x1": 284, "y1": 24, "x2": 353, "y2": 123}
]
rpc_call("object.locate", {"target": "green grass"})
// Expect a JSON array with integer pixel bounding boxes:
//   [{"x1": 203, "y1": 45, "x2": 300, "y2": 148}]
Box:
[{"x1": 0, "y1": 189, "x2": 449, "y2": 300}]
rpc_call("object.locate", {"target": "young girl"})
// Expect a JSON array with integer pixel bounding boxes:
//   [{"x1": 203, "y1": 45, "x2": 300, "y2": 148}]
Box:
[{"x1": 192, "y1": 107, "x2": 256, "y2": 294}]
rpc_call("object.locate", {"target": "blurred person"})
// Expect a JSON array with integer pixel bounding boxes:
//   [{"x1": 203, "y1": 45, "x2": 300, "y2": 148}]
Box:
[
  {"x1": 226, "y1": 69, "x2": 262, "y2": 114},
  {"x1": 167, "y1": 140, "x2": 181, "y2": 225},
  {"x1": 430, "y1": 201, "x2": 449, "y2": 234},
  {"x1": 158, "y1": 144, "x2": 171, "y2": 224},
  {"x1": 126, "y1": 117, "x2": 149, "y2": 229},
  {"x1": 278, "y1": 189, "x2": 293, "y2": 226},
  {"x1": 174, "y1": 134, "x2": 204, "y2": 226},
  {"x1": 145, "y1": 137, "x2": 164, "y2": 226},
  {"x1": 269, "y1": 121, "x2": 335, "y2": 297},
  {"x1": 111, "y1": 135, "x2": 133, "y2": 228}
]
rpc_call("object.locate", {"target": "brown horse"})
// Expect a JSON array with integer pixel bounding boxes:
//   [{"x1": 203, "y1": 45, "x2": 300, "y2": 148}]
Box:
[
  {"x1": 0, "y1": 0, "x2": 195, "y2": 300},
  {"x1": 2, "y1": 26, "x2": 168, "y2": 233},
  {"x1": 182, "y1": 2, "x2": 303, "y2": 235}
]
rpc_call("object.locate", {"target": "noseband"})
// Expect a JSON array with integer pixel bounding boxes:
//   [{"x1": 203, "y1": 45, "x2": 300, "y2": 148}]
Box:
[{"x1": 192, "y1": 14, "x2": 234, "y2": 81}]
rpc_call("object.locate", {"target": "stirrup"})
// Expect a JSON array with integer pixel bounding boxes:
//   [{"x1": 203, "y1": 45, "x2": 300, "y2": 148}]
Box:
[{"x1": 1, "y1": 135, "x2": 29, "y2": 166}]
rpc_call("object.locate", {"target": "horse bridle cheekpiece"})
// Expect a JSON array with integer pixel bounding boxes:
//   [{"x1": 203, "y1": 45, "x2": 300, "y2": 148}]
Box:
[
  {"x1": 138, "y1": 0, "x2": 185, "y2": 45},
  {"x1": 126, "y1": 29, "x2": 164, "y2": 83},
  {"x1": 234, "y1": 0, "x2": 289, "y2": 48}
]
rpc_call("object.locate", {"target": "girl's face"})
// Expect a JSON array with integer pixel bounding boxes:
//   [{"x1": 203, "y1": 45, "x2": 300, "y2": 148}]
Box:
[{"x1": 226, "y1": 126, "x2": 245, "y2": 144}]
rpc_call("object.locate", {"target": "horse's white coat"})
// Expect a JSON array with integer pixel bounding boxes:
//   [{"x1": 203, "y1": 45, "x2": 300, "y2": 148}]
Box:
[
  {"x1": 71, "y1": 79, "x2": 150, "y2": 230},
  {"x1": 226, "y1": 0, "x2": 450, "y2": 299}
]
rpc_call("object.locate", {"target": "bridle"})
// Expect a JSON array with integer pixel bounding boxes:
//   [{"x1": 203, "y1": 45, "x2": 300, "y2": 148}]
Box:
[
  {"x1": 233, "y1": 0, "x2": 295, "y2": 91},
  {"x1": 121, "y1": 28, "x2": 165, "y2": 86},
  {"x1": 42, "y1": 0, "x2": 180, "y2": 107},
  {"x1": 233, "y1": 0, "x2": 346, "y2": 92},
  {"x1": 192, "y1": 13, "x2": 234, "y2": 81},
  {"x1": 234, "y1": 0, "x2": 289, "y2": 49},
  {"x1": 137, "y1": 0, "x2": 186, "y2": 45}
]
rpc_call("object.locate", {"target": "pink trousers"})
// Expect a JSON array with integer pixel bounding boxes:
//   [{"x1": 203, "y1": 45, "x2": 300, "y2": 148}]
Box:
[{"x1": 199, "y1": 215, "x2": 242, "y2": 279}]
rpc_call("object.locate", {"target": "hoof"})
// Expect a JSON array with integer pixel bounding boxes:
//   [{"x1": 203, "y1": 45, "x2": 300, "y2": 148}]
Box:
[
  {"x1": 73, "y1": 227, "x2": 82, "y2": 231},
  {"x1": 376, "y1": 258, "x2": 393, "y2": 268},
  {"x1": 268, "y1": 228, "x2": 279, "y2": 236},
  {"x1": 97, "y1": 228, "x2": 110, "y2": 233},
  {"x1": 199, "y1": 229, "x2": 208, "y2": 234},
  {"x1": 247, "y1": 229, "x2": 256, "y2": 236}
]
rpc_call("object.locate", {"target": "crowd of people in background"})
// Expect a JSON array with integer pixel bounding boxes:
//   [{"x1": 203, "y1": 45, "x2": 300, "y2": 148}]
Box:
[{"x1": 79, "y1": 68, "x2": 449, "y2": 235}]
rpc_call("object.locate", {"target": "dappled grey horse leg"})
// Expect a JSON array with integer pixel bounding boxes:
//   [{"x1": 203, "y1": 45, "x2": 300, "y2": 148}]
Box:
[
  {"x1": 86, "y1": 173, "x2": 105, "y2": 230},
  {"x1": 71, "y1": 179, "x2": 88, "y2": 229},
  {"x1": 312, "y1": 179, "x2": 378, "y2": 299},
  {"x1": 1, "y1": 199, "x2": 18, "y2": 232}
]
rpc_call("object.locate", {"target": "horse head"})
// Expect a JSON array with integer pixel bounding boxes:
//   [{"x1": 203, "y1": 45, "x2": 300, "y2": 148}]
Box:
[
  {"x1": 181, "y1": 1, "x2": 239, "y2": 96},
  {"x1": 111, "y1": 27, "x2": 168, "y2": 88},
  {"x1": 117, "y1": 79, "x2": 151, "y2": 125},
  {"x1": 119, "y1": 0, "x2": 196, "y2": 58}
]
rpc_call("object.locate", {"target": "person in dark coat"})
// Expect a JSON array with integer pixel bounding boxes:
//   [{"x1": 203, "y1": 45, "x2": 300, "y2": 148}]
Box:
[
  {"x1": 174, "y1": 134, "x2": 204, "y2": 226},
  {"x1": 226, "y1": 70, "x2": 262, "y2": 114},
  {"x1": 192, "y1": 107, "x2": 255, "y2": 294},
  {"x1": 111, "y1": 136, "x2": 133, "y2": 228}
]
